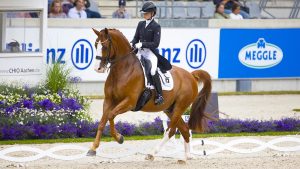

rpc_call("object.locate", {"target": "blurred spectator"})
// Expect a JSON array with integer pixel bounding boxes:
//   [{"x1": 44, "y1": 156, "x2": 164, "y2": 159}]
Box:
[
  {"x1": 48, "y1": 0, "x2": 54, "y2": 12},
  {"x1": 62, "y1": 0, "x2": 74, "y2": 14},
  {"x1": 214, "y1": 3, "x2": 229, "y2": 19},
  {"x1": 84, "y1": 0, "x2": 101, "y2": 18},
  {"x1": 112, "y1": 0, "x2": 131, "y2": 19},
  {"x1": 49, "y1": 0, "x2": 67, "y2": 18},
  {"x1": 29, "y1": 12, "x2": 39, "y2": 18},
  {"x1": 229, "y1": 3, "x2": 243, "y2": 19},
  {"x1": 7, "y1": 12, "x2": 34, "y2": 18},
  {"x1": 68, "y1": 0, "x2": 87, "y2": 18},
  {"x1": 213, "y1": 0, "x2": 250, "y2": 19}
]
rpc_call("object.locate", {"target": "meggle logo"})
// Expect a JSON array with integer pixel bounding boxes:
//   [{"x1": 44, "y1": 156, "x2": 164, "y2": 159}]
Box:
[{"x1": 238, "y1": 38, "x2": 283, "y2": 69}]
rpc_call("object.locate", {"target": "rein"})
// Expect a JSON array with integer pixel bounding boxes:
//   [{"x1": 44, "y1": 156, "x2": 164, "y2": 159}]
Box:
[{"x1": 95, "y1": 33, "x2": 136, "y2": 70}]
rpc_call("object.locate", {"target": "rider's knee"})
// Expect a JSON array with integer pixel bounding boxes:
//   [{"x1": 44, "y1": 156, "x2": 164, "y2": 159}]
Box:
[{"x1": 150, "y1": 69, "x2": 156, "y2": 76}]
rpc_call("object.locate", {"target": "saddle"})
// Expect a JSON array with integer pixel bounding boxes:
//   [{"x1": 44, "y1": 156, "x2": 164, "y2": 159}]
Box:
[
  {"x1": 132, "y1": 55, "x2": 173, "y2": 111},
  {"x1": 139, "y1": 56, "x2": 174, "y2": 91}
]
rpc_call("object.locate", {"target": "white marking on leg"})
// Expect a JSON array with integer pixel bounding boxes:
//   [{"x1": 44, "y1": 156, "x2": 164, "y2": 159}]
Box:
[
  {"x1": 153, "y1": 130, "x2": 171, "y2": 154},
  {"x1": 184, "y1": 141, "x2": 194, "y2": 160}
]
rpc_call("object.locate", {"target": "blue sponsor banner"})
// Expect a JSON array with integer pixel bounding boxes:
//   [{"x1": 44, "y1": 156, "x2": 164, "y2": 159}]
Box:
[{"x1": 219, "y1": 28, "x2": 300, "y2": 78}]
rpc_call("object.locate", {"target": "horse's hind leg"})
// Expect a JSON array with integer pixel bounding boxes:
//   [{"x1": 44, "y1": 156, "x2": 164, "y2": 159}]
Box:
[
  {"x1": 177, "y1": 118, "x2": 194, "y2": 160},
  {"x1": 146, "y1": 107, "x2": 190, "y2": 161},
  {"x1": 165, "y1": 112, "x2": 193, "y2": 160}
]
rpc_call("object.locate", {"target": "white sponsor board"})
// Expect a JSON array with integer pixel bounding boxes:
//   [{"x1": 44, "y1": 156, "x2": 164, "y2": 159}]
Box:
[
  {"x1": 160, "y1": 28, "x2": 219, "y2": 78},
  {"x1": 3, "y1": 28, "x2": 220, "y2": 82},
  {"x1": 46, "y1": 28, "x2": 220, "y2": 81},
  {"x1": 0, "y1": 56, "x2": 43, "y2": 85}
]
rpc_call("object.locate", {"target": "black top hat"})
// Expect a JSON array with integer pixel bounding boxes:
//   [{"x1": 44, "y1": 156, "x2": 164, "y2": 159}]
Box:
[{"x1": 119, "y1": 0, "x2": 126, "y2": 7}]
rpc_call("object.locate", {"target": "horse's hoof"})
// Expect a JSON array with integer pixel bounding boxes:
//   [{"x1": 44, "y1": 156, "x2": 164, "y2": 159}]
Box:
[
  {"x1": 177, "y1": 160, "x2": 186, "y2": 164},
  {"x1": 145, "y1": 154, "x2": 154, "y2": 161},
  {"x1": 185, "y1": 153, "x2": 195, "y2": 160},
  {"x1": 118, "y1": 135, "x2": 124, "y2": 144},
  {"x1": 86, "y1": 149, "x2": 96, "y2": 156}
]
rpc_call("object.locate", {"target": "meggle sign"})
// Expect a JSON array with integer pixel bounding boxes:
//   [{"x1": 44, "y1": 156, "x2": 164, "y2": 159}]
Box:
[
  {"x1": 238, "y1": 38, "x2": 283, "y2": 69},
  {"x1": 219, "y1": 28, "x2": 300, "y2": 78}
]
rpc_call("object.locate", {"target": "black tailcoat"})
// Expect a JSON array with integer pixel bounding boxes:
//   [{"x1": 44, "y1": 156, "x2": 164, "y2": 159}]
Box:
[{"x1": 131, "y1": 20, "x2": 172, "y2": 71}]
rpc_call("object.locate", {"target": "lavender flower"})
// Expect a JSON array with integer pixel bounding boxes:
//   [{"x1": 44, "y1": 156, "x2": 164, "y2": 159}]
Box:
[
  {"x1": 59, "y1": 123, "x2": 77, "y2": 138},
  {"x1": 38, "y1": 99, "x2": 54, "y2": 110},
  {"x1": 23, "y1": 99, "x2": 34, "y2": 109},
  {"x1": 275, "y1": 118, "x2": 298, "y2": 131},
  {"x1": 33, "y1": 123, "x2": 59, "y2": 139},
  {"x1": 77, "y1": 120, "x2": 97, "y2": 137},
  {"x1": 61, "y1": 98, "x2": 82, "y2": 111},
  {"x1": 115, "y1": 121, "x2": 136, "y2": 136},
  {"x1": 68, "y1": 76, "x2": 82, "y2": 83},
  {"x1": 0, "y1": 101, "x2": 4, "y2": 108},
  {"x1": 5, "y1": 106, "x2": 14, "y2": 114}
]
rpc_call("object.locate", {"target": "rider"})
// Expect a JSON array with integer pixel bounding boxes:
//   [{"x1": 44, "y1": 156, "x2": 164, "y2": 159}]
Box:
[{"x1": 131, "y1": 1, "x2": 170, "y2": 105}]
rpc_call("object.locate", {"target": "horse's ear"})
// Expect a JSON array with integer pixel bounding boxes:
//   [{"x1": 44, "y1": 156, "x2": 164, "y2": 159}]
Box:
[
  {"x1": 104, "y1": 28, "x2": 108, "y2": 35},
  {"x1": 92, "y1": 28, "x2": 100, "y2": 36}
]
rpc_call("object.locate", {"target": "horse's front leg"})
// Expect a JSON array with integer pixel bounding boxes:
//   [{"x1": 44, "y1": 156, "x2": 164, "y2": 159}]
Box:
[
  {"x1": 87, "y1": 100, "x2": 112, "y2": 156},
  {"x1": 108, "y1": 98, "x2": 135, "y2": 144},
  {"x1": 109, "y1": 119, "x2": 124, "y2": 144},
  {"x1": 87, "y1": 114, "x2": 108, "y2": 156}
]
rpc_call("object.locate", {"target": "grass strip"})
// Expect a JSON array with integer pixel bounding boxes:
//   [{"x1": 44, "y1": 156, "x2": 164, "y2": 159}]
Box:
[{"x1": 0, "y1": 131, "x2": 298, "y2": 145}]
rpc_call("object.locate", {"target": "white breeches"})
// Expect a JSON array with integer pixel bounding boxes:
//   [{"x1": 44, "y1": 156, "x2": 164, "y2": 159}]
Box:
[{"x1": 138, "y1": 48, "x2": 157, "y2": 76}]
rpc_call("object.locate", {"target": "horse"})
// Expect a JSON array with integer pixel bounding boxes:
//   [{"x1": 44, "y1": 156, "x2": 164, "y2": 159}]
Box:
[{"x1": 87, "y1": 28, "x2": 212, "y2": 161}]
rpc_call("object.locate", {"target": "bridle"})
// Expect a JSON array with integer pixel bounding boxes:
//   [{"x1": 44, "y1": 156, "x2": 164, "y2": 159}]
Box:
[
  {"x1": 95, "y1": 33, "x2": 113, "y2": 69},
  {"x1": 95, "y1": 31, "x2": 137, "y2": 70}
]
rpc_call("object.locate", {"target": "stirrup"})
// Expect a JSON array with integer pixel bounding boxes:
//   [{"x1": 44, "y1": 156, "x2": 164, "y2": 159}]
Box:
[{"x1": 155, "y1": 95, "x2": 164, "y2": 105}]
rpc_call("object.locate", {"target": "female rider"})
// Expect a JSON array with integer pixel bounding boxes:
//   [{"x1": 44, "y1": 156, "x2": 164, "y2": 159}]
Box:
[{"x1": 131, "y1": 1, "x2": 171, "y2": 105}]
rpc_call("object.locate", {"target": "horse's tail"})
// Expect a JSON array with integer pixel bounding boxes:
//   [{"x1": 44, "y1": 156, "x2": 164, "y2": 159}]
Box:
[{"x1": 188, "y1": 70, "x2": 212, "y2": 132}]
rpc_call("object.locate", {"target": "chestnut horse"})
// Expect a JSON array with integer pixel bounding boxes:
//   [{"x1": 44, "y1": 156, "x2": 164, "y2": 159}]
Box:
[{"x1": 87, "y1": 28, "x2": 212, "y2": 160}]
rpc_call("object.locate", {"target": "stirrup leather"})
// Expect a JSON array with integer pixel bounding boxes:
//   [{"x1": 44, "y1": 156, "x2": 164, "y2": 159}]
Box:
[{"x1": 155, "y1": 94, "x2": 164, "y2": 105}]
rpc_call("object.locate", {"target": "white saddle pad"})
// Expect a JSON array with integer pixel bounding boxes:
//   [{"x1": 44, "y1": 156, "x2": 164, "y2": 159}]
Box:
[{"x1": 138, "y1": 59, "x2": 174, "y2": 91}]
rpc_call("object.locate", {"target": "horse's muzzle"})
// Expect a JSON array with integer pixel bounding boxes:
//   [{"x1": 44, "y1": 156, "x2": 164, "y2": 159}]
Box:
[{"x1": 94, "y1": 67, "x2": 106, "y2": 73}]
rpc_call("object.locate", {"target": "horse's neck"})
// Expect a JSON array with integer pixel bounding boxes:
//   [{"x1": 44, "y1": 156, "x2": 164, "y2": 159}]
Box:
[{"x1": 109, "y1": 53, "x2": 140, "y2": 77}]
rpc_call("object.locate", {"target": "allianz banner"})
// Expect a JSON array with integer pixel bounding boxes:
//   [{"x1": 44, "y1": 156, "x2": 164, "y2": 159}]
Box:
[
  {"x1": 218, "y1": 28, "x2": 300, "y2": 78},
  {"x1": 46, "y1": 28, "x2": 219, "y2": 81}
]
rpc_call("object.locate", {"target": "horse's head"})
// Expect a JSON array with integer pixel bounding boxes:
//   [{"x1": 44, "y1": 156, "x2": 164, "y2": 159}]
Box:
[{"x1": 92, "y1": 28, "x2": 131, "y2": 73}]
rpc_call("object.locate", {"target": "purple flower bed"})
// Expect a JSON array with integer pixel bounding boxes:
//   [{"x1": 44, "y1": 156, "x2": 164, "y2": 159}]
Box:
[
  {"x1": 0, "y1": 85, "x2": 90, "y2": 126},
  {"x1": 208, "y1": 118, "x2": 300, "y2": 133},
  {"x1": 0, "y1": 117, "x2": 164, "y2": 140},
  {"x1": 0, "y1": 117, "x2": 299, "y2": 140}
]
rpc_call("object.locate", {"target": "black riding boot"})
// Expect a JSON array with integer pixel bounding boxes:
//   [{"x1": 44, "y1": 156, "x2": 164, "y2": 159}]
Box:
[{"x1": 152, "y1": 73, "x2": 164, "y2": 105}]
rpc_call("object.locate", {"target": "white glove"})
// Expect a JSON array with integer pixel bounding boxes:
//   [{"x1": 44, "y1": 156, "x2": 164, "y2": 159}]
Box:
[{"x1": 135, "y1": 42, "x2": 142, "y2": 49}]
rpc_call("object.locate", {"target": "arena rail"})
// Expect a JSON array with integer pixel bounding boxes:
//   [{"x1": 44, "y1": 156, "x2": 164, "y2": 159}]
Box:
[{"x1": 1, "y1": 117, "x2": 300, "y2": 163}]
